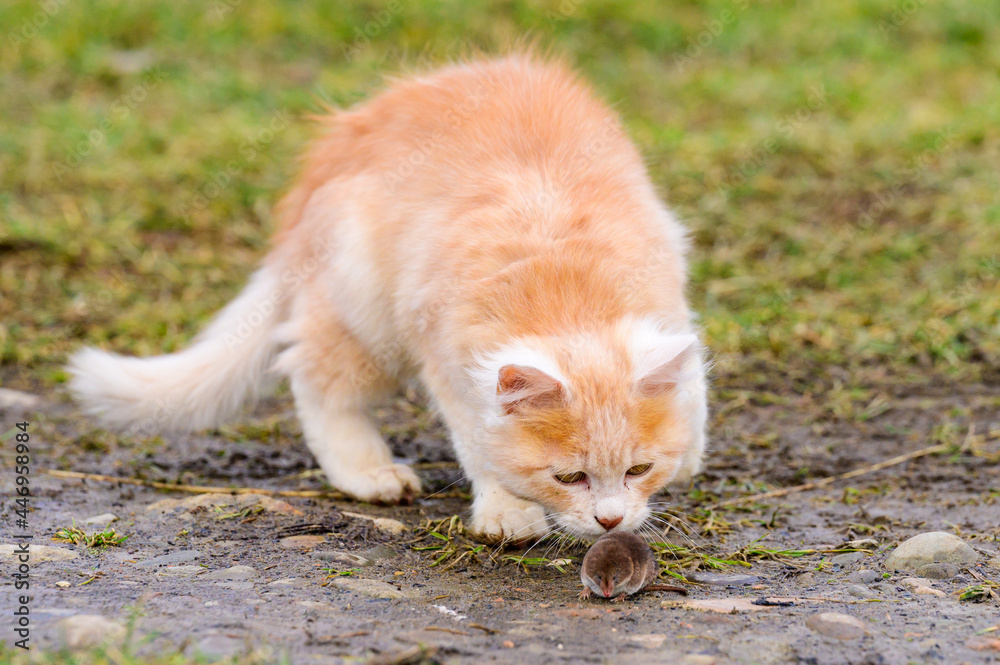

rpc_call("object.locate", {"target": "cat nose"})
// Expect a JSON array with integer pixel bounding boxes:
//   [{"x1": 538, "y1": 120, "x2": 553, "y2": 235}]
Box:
[{"x1": 595, "y1": 515, "x2": 623, "y2": 531}]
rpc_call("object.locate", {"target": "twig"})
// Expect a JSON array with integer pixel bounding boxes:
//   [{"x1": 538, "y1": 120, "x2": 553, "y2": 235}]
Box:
[
  {"x1": 43, "y1": 469, "x2": 346, "y2": 499},
  {"x1": 708, "y1": 442, "x2": 950, "y2": 509},
  {"x1": 423, "y1": 626, "x2": 470, "y2": 636},
  {"x1": 467, "y1": 623, "x2": 500, "y2": 635}
]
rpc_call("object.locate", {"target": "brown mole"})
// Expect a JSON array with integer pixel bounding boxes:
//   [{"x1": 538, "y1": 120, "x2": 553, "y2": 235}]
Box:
[{"x1": 579, "y1": 531, "x2": 688, "y2": 602}]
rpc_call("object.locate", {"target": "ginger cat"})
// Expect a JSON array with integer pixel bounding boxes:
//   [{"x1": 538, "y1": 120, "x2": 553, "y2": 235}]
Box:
[{"x1": 68, "y1": 54, "x2": 708, "y2": 543}]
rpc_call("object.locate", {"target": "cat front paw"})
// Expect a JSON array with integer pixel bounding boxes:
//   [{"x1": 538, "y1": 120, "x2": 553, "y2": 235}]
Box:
[
  {"x1": 332, "y1": 463, "x2": 422, "y2": 504},
  {"x1": 471, "y1": 494, "x2": 549, "y2": 545}
]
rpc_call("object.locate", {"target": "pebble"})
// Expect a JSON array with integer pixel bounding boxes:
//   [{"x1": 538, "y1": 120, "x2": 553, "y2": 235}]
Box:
[
  {"x1": 915, "y1": 562, "x2": 959, "y2": 580},
  {"x1": 189, "y1": 634, "x2": 246, "y2": 660},
  {"x1": 796, "y1": 572, "x2": 816, "y2": 585},
  {"x1": 686, "y1": 572, "x2": 759, "y2": 586},
  {"x1": 847, "y1": 569, "x2": 880, "y2": 584},
  {"x1": 135, "y1": 550, "x2": 201, "y2": 568},
  {"x1": 146, "y1": 493, "x2": 301, "y2": 515},
  {"x1": 55, "y1": 581, "x2": 71, "y2": 588},
  {"x1": 82, "y1": 513, "x2": 119, "y2": 527},
  {"x1": 899, "y1": 577, "x2": 945, "y2": 597},
  {"x1": 56, "y1": 615, "x2": 125, "y2": 650},
  {"x1": 805, "y1": 612, "x2": 868, "y2": 640},
  {"x1": 883, "y1": 532, "x2": 978, "y2": 572},
  {"x1": 310, "y1": 550, "x2": 371, "y2": 567},
  {"x1": 280, "y1": 535, "x2": 325, "y2": 549},
  {"x1": 343, "y1": 511, "x2": 408, "y2": 535},
  {"x1": 829, "y1": 551, "x2": 865, "y2": 566},
  {"x1": 966, "y1": 636, "x2": 1000, "y2": 651},
  {"x1": 0, "y1": 387, "x2": 41, "y2": 410},
  {"x1": 1, "y1": 543, "x2": 78, "y2": 563},
  {"x1": 628, "y1": 634, "x2": 666, "y2": 649},
  {"x1": 846, "y1": 584, "x2": 877, "y2": 599},
  {"x1": 216, "y1": 581, "x2": 256, "y2": 591},
  {"x1": 681, "y1": 656, "x2": 718, "y2": 665},
  {"x1": 201, "y1": 565, "x2": 259, "y2": 581},
  {"x1": 157, "y1": 565, "x2": 205, "y2": 577},
  {"x1": 359, "y1": 544, "x2": 399, "y2": 561},
  {"x1": 267, "y1": 577, "x2": 311, "y2": 587},
  {"x1": 328, "y1": 577, "x2": 410, "y2": 599},
  {"x1": 987, "y1": 557, "x2": 1000, "y2": 570}
]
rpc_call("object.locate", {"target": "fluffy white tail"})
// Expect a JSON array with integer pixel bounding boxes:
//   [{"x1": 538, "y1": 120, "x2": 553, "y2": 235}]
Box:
[{"x1": 67, "y1": 266, "x2": 287, "y2": 434}]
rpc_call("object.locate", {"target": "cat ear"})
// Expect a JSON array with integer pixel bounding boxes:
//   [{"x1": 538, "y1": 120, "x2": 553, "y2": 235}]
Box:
[
  {"x1": 497, "y1": 364, "x2": 566, "y2": 415},
  {"x1": 633, "y1": 333, "x2": 699, "y2": 397}
]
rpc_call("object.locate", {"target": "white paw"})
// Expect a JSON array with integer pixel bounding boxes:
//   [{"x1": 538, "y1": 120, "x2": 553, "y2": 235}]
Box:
[
  {"x1": 333, "y1": 463, "x2": 422, "y2": 504},
  {"x1": 671, "y1": 447, "x2": 704, "y2": 485},
  {"x1": 472, "y1": 494, "x2": 549, "y2": 545}
]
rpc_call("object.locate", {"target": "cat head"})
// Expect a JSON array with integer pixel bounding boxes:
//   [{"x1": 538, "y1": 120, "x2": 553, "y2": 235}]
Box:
[{"x1": 471, "y1": 318, "x2": 703, "y2": 539}]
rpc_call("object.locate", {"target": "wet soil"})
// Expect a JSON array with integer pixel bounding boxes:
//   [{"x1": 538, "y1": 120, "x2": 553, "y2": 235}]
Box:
[{"x1": 2, "y1": 383, "x2": 999, "y2": 664}]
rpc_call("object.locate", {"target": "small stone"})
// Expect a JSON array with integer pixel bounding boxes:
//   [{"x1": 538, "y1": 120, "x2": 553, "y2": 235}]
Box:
[
  {"x1": 201, "y1": 565, "x2": 259, "y2": 580},
  {"x1": 829, "y1": 552, "x2": 865, "y2": 566},
  {"x1": 157, "y1": 565, "x2": 205, "y2": 577},
  {"x1": 847, "y1": 584, "x2": 877, "y2": 599},
  {"x1": 189, "y1": 634, "x2": 246, "y2": 660},
  {"x1": 343, "y1": 511, "x2": 408, "y2": 535},
  {"x1": 280, "y1": 535, "x2": 325, "y2": 549},
  {"x1": 628, "y1": 634, "x2": 666, "y2": 649},
  {"x1": 805, "y1": 612, "x2": 868, "y2": 640},
  {"x1": 328, "y1": 577, "x2": 410, "y2": 600},
  {"x1": 146, "y1": 493, "x2": 300, "y2": 515},
  {"x1": 686, "y1": 572, "x2": 759, "y2": 586},
  {"x1": 681, "y1": 656, "x2": 717, "y2": 665},
  {"x1": 57, "y1": 615, "x2": 125, "y2": 650},
  {"x1": 915, "y1": 562, "x2": 959, "y2": 580},
  {"x1": 310, "y1": 550, "x2": 371, "y2": 567},
  {"x1": 82, "y1": 513, "x2": 119, "y2": 527},
  {"x1": 56, "y1": 581, "x2": 71, "y2": 588},
  {"x1": 899, "y1": 577, "x2": 945, "y2": 597},
  {"x1": 987, "y1": 557, "x2": 1000, "y2": 570},
  {"x1": 796, "y1": 572, "x2": 816, "y2": 585},
  {"x1": 268, "y1": 577, "x2": 310, "y2": 587},
  {"x1": 847, "y1": 569, "x2": 880, "y2": 584},
  {"x1": 215, "y1": 581, "x2": 256, "y2": 591},
  {"x1": 0, "y1": 387, "x2": 41, "y2": 410},
  {"x1": 883, "y1": 532, "x2": 978, "y2": 572},
  {"x1": 1, "y1": 543, "x2": 78, "y2": 563},
  {"x1": 966, "y1": 636, "x2": 1000, "y2": 651},
  {"x1": 358, "y1": 544, "x2": 398, "y2": 561},
  {"x1": 134, "y1": 550, "x2": 201, "y2": 568}
]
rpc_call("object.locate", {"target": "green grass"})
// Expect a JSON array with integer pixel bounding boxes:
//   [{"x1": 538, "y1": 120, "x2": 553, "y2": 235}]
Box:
[
  {"x1": 1, "y1": 0, "x2": 998, "y2": 398},
  {"x1": 53, "y1": 523, "x2": 129, "y2": 548}
]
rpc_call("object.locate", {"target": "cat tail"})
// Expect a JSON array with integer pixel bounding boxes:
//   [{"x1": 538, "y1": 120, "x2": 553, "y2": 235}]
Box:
[{"x1": 67, "y1": 264, "x2": 288, "y2": 434}]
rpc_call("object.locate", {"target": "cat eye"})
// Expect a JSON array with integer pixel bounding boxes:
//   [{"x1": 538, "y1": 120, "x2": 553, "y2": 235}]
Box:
[
  {"x1": 626, "y1": 463, "x2": 651, "y2": 476},
  {"x1": 554, "y1": 471, "x2": 587, "y2": 484}
]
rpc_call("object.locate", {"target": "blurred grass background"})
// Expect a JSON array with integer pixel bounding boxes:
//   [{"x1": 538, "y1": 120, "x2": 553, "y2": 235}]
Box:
[{"x1": 1, "y1": 0, "x2": 998, "y2": 397}]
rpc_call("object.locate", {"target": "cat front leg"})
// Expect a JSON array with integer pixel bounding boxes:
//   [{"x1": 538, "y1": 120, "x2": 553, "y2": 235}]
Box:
[
  {"x1": 290, "y1": 373, "x2": 421, "y2": 503},
  {"x1": 279, "y1": 296, "x2": 421, "y2": 504},
  {"x1": 469, "y1": 473, "x2": 550, "y2": 544}
]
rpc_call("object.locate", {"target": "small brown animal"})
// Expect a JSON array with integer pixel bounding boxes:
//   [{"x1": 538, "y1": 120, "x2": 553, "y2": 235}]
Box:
[{"x1": 579, "y1": 531, "x2": 687, "y2": 602}]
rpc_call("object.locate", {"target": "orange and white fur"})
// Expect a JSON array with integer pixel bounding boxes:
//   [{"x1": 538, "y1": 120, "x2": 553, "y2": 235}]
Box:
[{"x1": 68, "y1": 54, "x2": 707, "y2": 543}]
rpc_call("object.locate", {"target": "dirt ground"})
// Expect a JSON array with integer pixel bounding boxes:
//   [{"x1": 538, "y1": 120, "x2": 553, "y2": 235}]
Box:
[{"x1": 2, "y1": 381, "x2": 999, "y2": 665}]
